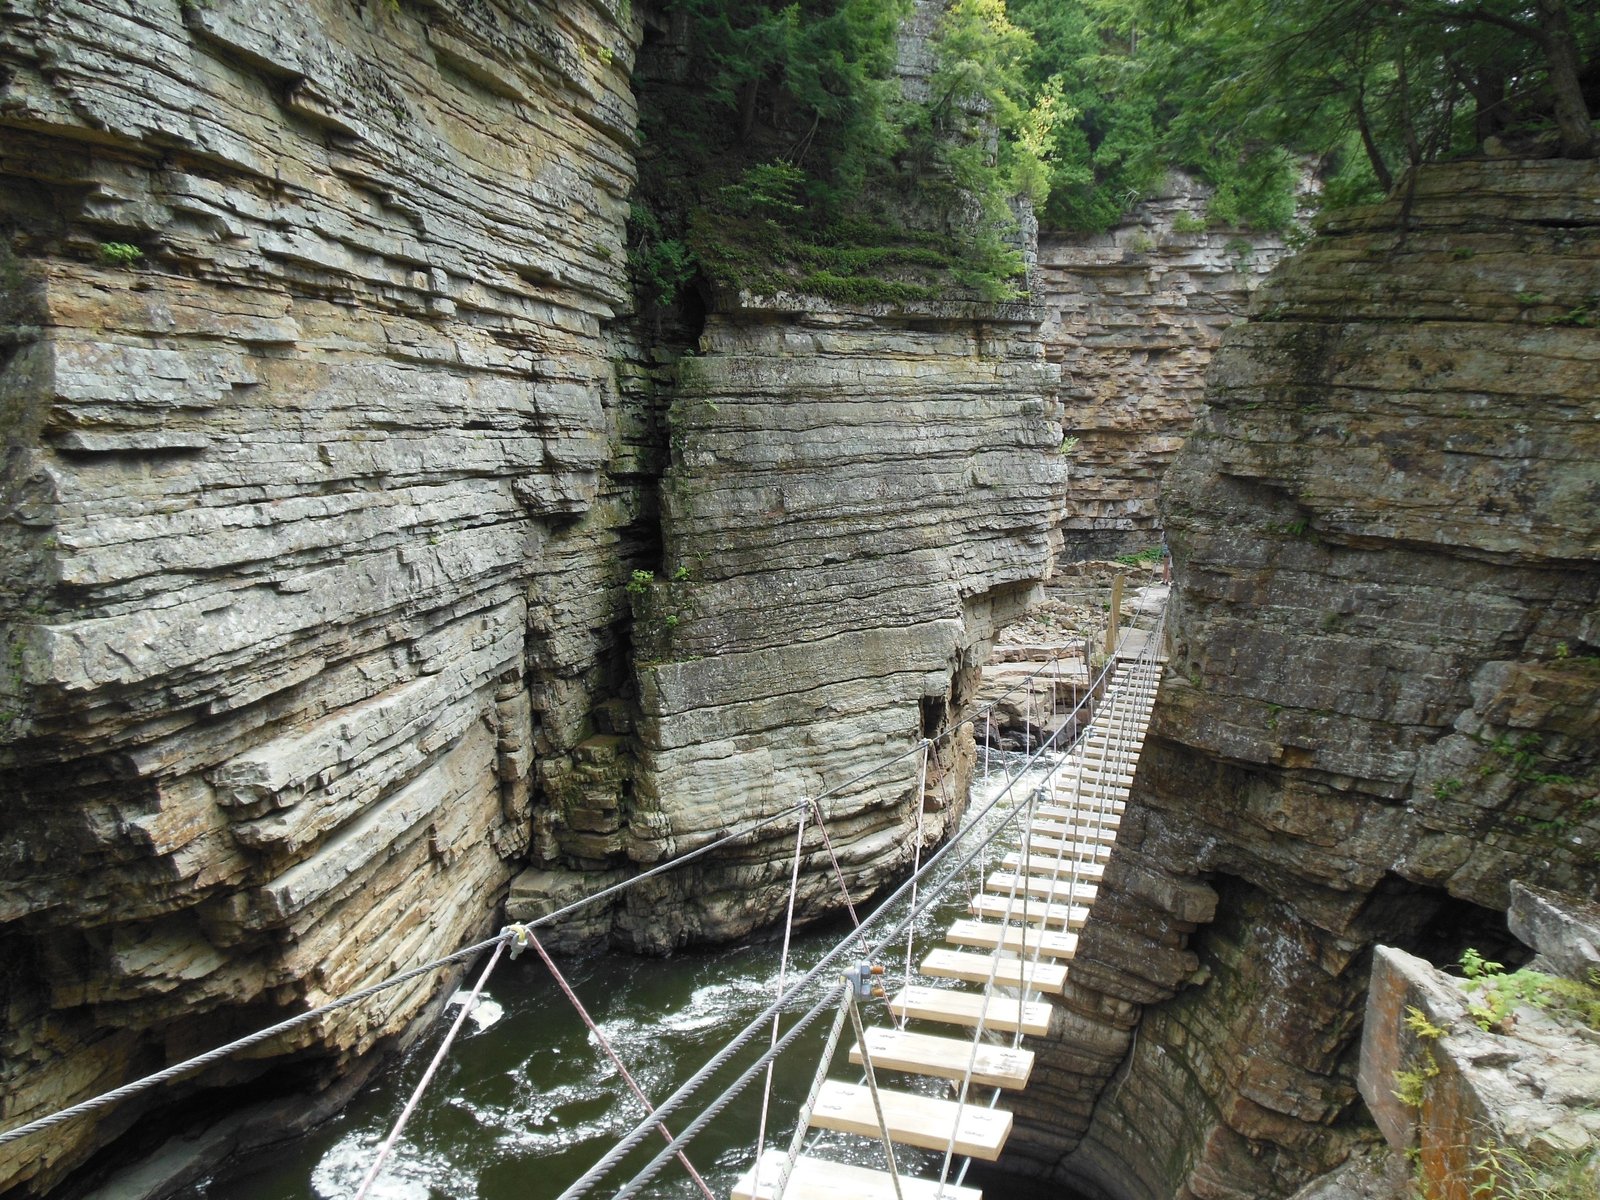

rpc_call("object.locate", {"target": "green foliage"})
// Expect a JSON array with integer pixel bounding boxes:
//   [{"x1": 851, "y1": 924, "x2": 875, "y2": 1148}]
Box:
[
  {"x1": 1537, "y1": 296, "x2": 1600, "y2": 328},
  {"x1": 634, "y1": 0, "x2": 1046, "y2": 309},
  {"x1": 671, "y1": 565, "x2": 692, "y2": 582},
  {"x1": 98, "y1": 241, "x2": 143, "y2": 265},
  {"x1": 628, "y1": 204, "x2": 695, "y2": 309},
  {"x1": 1114, "y1": 545, "x2": 1164, "y2": 565},
  {"x1": 1477, "y1": 732, "x2": 1579, "y2": 786},
  {"x1": 1459, "y1": 948, "x2": 1600, "y2": 1033},
  {"x1": 1404, "y1": 1004, "x2": 1447, "y2": 1040},
  {"x1": 625, "y1": 569, "x2": 655, "y2": 596},
  {"x1": 1393, "y1": 1053, "x2": 1439, "y2": 1107},
  {"x1": 1472, "y1": 1142, "x2": 1600, "y2": 1200},
  {"x1": 1138, "y1": 0, "x2": 1600, "y2": 202}
]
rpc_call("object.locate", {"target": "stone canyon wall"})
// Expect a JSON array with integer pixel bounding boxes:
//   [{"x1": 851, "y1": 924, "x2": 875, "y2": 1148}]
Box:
[
  {"x1": 611, "y1": 298, "x2": 1063, "y2": 947},
  {"x1": 0, "y1": 0, "x2": 646, "y2": 1191},
  {"x1": 0, "y1": 1, "x2": 1068, "y2": 1193},
  {"x1": 1003, "y1": 158, "x2": 1600, "y2": 1199},
  {"x1": 1038, "y1": 174, "x2": 1302, "y2": 560}
]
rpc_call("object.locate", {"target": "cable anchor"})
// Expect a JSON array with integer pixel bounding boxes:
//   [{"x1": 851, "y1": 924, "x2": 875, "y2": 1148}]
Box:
[
  {"x1": 843, "y1": 961, "x2": 886, "y2": 1000},
  {"x1": 502, "y1": 923, "x2": 532, "y2": 959}
]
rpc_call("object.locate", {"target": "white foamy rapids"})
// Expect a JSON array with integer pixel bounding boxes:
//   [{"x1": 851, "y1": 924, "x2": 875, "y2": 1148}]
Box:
[
  {"x1": 446, "y1": 990, "x2": 505, "y2": 1033},
  {"x1": 311, "y1": 1131, "x2": 479, "y2": 1200}
]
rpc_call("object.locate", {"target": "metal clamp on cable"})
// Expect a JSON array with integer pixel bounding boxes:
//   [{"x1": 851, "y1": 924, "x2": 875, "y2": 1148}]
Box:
[
  {"x1": 842, "y1": 961, "x2": 885, "y2": 1000},
  {"x1": 502, "y1": 923, "x2": 532, "y2": 960}
]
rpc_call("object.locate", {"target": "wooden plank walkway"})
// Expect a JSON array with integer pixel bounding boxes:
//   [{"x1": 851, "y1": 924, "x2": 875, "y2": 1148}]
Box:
[{"x1": 731, "y1": 651, "x2": 1164, "y2": 1200}]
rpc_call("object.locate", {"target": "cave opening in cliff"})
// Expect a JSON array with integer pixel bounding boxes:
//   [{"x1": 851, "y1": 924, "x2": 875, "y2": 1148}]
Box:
[{"x1": 1355, "y1": 873, "x2": 1532, "y2": 974}]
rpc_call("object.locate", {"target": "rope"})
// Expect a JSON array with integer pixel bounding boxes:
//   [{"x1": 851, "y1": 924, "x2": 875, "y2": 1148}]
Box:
[
  {"x1": 935, "y1": 765, "x2": 1045, "y2": 1195},
  {"x1": 598, "y1": 978, "x2": 842, "y2": 1200},
  {"x1": 755, "y1": 800, "x2": 809, "y2": 1164},
  {"x1": 522, "y1": 927, "x2": 716, "y2": 1200},
  {"x1": 2, "y1": 594, "x2": 1154, "y2": 1175},
  {"x1": 0, "y1": 931, "x2": 506, "y2": 1149},
  {"x1": 557, "y1": 712, "x2": 1078, "y2": 1200},
  {"x1": 897, "y1": 739, "x2": 932, "y2": 1026},
  {"x1": 844, "y1": 991, "x2": 904, "y2": 1200},
  {"x1": 354, "y1": 937, "x2": 508, "y2": 1200},
  {"x1": 775, "y1": 984, "x2": 853, "y2": 1193},
  {"x1": 808, "y1": 797, "x2": 860, "y2": 928}
]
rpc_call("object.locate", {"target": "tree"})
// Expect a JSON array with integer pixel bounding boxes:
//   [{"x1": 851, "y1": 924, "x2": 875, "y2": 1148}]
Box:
[{"x1": 1139, "y1": 0, "x2": 1599, "y2": 199}]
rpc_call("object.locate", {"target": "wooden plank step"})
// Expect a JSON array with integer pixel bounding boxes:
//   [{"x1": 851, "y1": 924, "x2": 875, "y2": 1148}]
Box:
[
  {"x1": 1009, "y1": 838, "x2": 1120, "y2": 860},
  {"x1": 1043, "y1": 774, "x2": 1132, "y2": 793},
  {"x1": 1031, "y1": 820, "x2": 1118, "y2": 844},
  {"x1": 888, "y1": 985, "x2": 1052, "y2": 1038},
  {"x1": 733, "y1": 1150, "x2": 986, "y2": 1200},
  {"x1": 1013, "y1": 833, "x2": 1113, "y2": 859},
  {"x1": 946, "y1": 918, "x2": 1079, "y2": 960},
  {"x1": 849, "y1": 1026, "x2": 1035, "y2": 1089},
  {"x1": 921, "y1": 947, "x2": 1068, "y2": 994},
  {"x1": 1056, "y1": 758, "x2": 1134, "y2": 773},
  {"x1": 1042, "y1": 789, "x2": 1126, "y2": 807},
  {"x1": 1036, "y1": 803, "x2": 1126, "y2": 825},
  {"x1": 1044, "y1": 788, "x2": 1129, "y2": 807},
  {"x1": 970, "y1": 893, "x2": 1091, "y2": 929},
  {"x1": 1024, "y1": 834, "x2": 1115, "y2": 860},
  {"x1": 1049, "y1": 774, "x2": 1130, "y2": 791},
  {"x1": 1036, "y1": 820, "x2": 1120, "y2": 841},
  {"x1": 1003, "y1": 851, "x2": 1116, "y2": 879},
  {"x1": 807, "y1": 1079, "x2": 1012, "y2": 1161},
  {"x1": 1019, "y1": 842, "x2": 1111, "y2": 866},
  {"x1": 987, "y1": 870, "x2": 1101, "y2": 901},
  {"x1": 1078, "y1": 748, "x2": 1140, "y2": 764}
]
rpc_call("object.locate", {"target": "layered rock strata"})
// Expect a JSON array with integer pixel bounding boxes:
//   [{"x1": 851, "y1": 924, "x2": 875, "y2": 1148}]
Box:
[
  {"x1": 1360, "y1": 889, "x2": 1600, "y2": 1200},
  {"x1": 1003, "y1": 159, "x2": 1600, "y2": 1199},
  {"x1": 1039, "y1": 174, "x2": 1301, "y2": 559},
  {"x1": 0, "y1": 0, "x2": 646, "y2": 1192},
  {"x1": 0, "y1": 1, "x2": 1074, "y2": 1193},
  {"x1": 602, "y1": 299, "x2": 1065, "y2": 948}
]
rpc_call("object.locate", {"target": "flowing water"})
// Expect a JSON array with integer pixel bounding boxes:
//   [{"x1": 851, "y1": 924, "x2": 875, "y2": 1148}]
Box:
[{"x1": 186, "y1": 755, "x2": 1061, "y2": 1200}]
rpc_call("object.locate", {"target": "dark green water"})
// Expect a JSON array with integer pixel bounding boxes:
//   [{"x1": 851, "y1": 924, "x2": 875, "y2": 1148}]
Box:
[{"x1": 188, "y1": 760, "x2": 1054, "y2": 1200}]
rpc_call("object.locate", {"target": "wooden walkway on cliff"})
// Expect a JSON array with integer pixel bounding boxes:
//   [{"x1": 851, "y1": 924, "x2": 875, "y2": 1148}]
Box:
[{"x1": 731, "y1": 646, "x2": 1165, "y2": 1200}]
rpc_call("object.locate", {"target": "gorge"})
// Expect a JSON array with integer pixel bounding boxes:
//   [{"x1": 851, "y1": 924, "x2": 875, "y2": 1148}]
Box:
[{"x1": 2, "y1": 1, "x2": 1597, "y2": 1199}]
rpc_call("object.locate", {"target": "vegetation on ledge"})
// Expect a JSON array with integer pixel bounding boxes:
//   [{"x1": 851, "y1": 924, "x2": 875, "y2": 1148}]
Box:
[{"x1": 630, "y1": 0, "x2": 1599, "y2": 314}]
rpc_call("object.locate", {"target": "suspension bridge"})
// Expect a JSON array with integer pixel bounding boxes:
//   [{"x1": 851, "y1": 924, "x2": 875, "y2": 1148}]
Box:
[
  {"x1": 0, "y1": 588, "x2": 1168, "y2": 1200},
  {"x1": 729, "y1": 643, "x2": 1163, "y2": 1200}
]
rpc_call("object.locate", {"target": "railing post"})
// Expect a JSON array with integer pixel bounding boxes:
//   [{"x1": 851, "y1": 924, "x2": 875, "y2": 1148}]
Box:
[{"x1": 1104, "y1": 572, "x2": 1125, "y2": 658}]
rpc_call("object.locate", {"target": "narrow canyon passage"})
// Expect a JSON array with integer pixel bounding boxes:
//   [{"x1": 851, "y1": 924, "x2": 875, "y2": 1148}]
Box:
[{"x1": 180, "y1": 763, "x2": 1106, "y2": 1200}]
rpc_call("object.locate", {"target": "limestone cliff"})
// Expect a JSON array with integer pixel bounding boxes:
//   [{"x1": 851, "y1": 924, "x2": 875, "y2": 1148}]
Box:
[
  {"x1": 613, "y1": 297, "x2": 1063, "y2": 947},
  {"x1": 0, "y1": 0, "x2": 1067, "y2": 1193},
  {"x1": 1038, "y1": 174, "x2": 1301, "y2": 559},
  {"x1": 1003, "y1": 158, "x2": 1600, "y2": 1199},
  {"x1": 0, "y1": 0, "x2": 646, "y2": 1191}
]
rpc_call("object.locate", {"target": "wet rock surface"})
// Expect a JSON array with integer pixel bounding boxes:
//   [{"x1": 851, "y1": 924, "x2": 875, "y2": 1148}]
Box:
[{"x1": 1003, "y1": 159, "x2": 1600, "y2": 1199}]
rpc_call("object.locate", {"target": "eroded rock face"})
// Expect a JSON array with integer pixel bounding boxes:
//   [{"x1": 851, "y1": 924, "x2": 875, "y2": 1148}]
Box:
[
  {"x1": 0, "y1": 2, "x2": 1072, "y2": 1192},
  {"x1": 1005, "y1": 159, "x2": 1600, "y2": 1199},
  {"x1": 1039, "y1": 174, "x2": 1302, "y2": 559},
  {"x1": 609, "y1": 299, "x2": 1064, "y2": 948},
  {"x1": 0, "y1": 0, "x2": 644, "y2": 1191}
]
